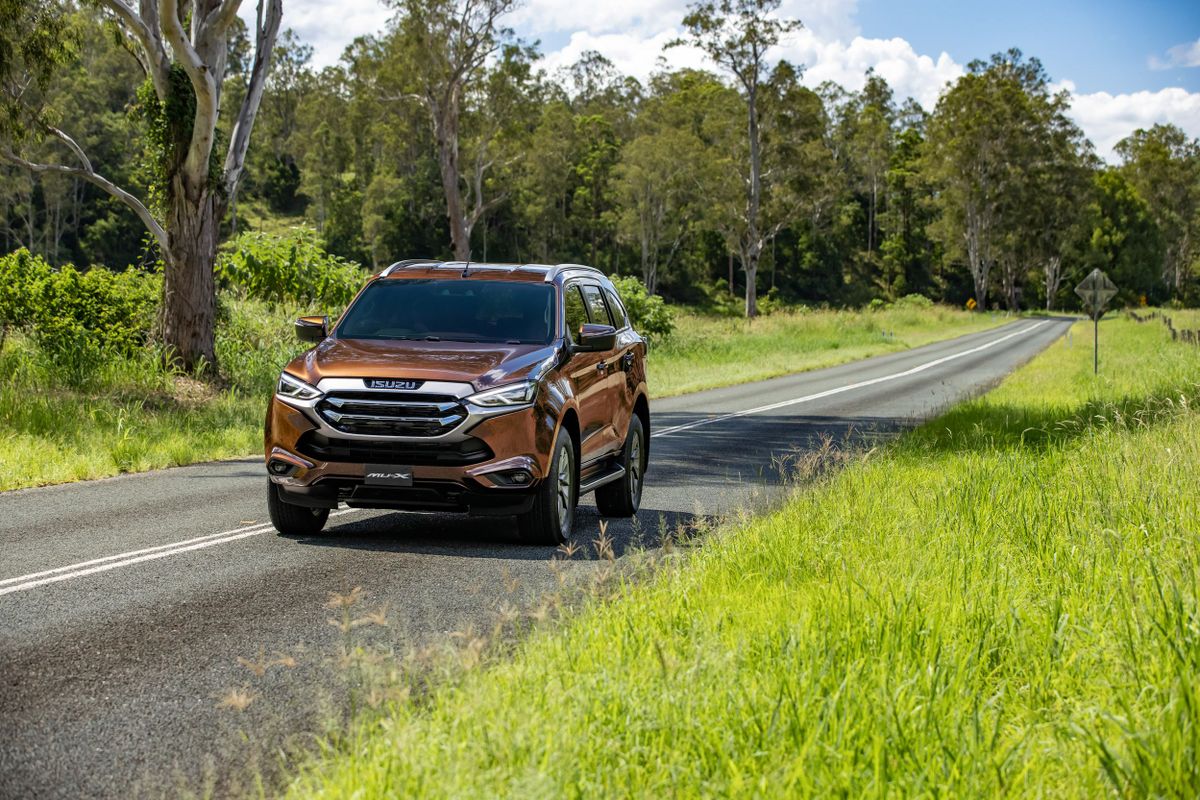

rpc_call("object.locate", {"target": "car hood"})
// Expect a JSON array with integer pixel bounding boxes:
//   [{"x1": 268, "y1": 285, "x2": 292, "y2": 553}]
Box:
[{"x1": 287, "y1": 337, "x2": 560, "y2": 391}]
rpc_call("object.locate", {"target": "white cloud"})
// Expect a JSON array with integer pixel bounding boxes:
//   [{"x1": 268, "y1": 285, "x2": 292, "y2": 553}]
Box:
[
  {"x1": 240, "y1": 0, "x2": 392, "y2": 70},
  {"x1": 776, "y1": 31, "x2": 963, "y2": 109},
  {"x1": 1060, "y1": 80, "x2": 1200, "y2": 161},
  {"x1": 1149, "y1": 38, "x2": 1200, "y2": 70}
]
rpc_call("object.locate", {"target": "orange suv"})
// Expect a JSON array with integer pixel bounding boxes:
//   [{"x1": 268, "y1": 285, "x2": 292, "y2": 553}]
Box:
[{"x1": 264, "y1": 261, "x2": 650, "y2": 544}]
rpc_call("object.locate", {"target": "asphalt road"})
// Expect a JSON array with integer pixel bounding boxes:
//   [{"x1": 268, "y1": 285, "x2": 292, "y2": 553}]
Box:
[{"x1": 0, "y1": 317, "x2": 1073, "y2": 799}]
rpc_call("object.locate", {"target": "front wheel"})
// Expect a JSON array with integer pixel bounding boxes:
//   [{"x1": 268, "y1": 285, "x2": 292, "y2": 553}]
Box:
[
  {"x1": 595, "y1": 415, "x2": 646, "y2": 517},
  {"x1": 518, "y1": 428, "x2": 576, "y2": 545},
  {"x1": 267, "y1": 480, "x2": 330, "y2": 536}
]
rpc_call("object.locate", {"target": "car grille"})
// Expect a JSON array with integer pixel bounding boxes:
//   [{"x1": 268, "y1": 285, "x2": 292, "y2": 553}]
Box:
[
  {"x1": 315, "y1": 391, "x2": 466, "y2": 437},
  {"x1": 296, "y1": 432, "x2": 493, "y2": 466}
]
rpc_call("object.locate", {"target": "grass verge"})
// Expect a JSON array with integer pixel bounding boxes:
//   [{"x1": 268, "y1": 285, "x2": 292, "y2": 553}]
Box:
[
  {"x1": 283, "y1": 315, "x2": 1200, "y2": 798},
  {"x1": 649, "y1": 304, "x2": 1005, "y2": 397},
  {"x1": 0, "y1": 297, "x2": 307, "y2": 491},
  {"x1": 0, "y1": 302, "x2": 1001, "y2": 491}
]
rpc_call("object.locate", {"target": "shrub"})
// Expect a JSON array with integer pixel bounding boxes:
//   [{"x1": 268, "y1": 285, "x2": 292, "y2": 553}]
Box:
[
  {"x1": 893, "y1": 293, "x2": 934, "y2": 309},
  {"x1": 610, "y1": 275, "x2": 675, "y2": 341},
  {"x1": 696, "y1": 279, "x2": 744, "y2": 317},
  {"x1": 0, "y1": 249, "x2": 160, "y2": 383},
  {"x1": 217, "y1": 228, "x2": 366, "y2": 309},
  {"x1": 0, "y1": 248, "x2": 55, "y2": 334}
]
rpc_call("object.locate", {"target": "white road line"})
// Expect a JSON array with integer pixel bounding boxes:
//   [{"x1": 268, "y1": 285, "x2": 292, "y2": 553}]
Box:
[
  {"x1": 2, "y1": 320, "x2": 1055, "y2": 597},
  {"x1": 0, "y1": 508, "x2": 361, "y2": 597},
  {"x1": 650, "y1": 320, "x2": 1050, "y2": 439}
]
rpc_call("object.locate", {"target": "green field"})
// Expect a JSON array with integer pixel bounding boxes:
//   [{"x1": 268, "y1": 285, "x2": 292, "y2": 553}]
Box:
[
  {"x1": 283, "y1": 315, "x2": 1200, "y2": 798},
  {"x1": 649, "y1": 304, "x2": 1004, "y2": 396},
  {"x1": 0, "y1": 303, "x2": 1002, "y2": 491}
]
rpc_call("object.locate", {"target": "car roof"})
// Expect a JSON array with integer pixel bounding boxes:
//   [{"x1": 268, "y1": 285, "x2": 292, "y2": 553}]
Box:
[{"x1": 377, "y1": 260, "x2": 606, "y2": 284}]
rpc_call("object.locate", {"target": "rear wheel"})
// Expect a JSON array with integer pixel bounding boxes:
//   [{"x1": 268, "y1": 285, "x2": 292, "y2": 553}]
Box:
[
  {"x1": 518, "y1": 428, "x2": 576, "y2": 545},
  {"x1": 267, "y1": 480, "x2": 330, "y2": 535},
  {"x1": 595, "y1": 415, "x2": 645, "y2": 517}
]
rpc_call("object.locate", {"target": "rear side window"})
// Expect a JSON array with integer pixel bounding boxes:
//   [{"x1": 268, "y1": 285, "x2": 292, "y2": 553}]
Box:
[
  {"x1": 564, "y1": 285, "x2": 588, "y2": 341},
  {"x1": 581, "y1": 284, "x2": 614, "y2": 327},
  {"x1": 603, "y1": 288, "x2": 628, "y2": 328}
]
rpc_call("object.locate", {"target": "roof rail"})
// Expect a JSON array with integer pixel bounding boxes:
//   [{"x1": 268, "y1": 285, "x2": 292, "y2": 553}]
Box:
[
  {"x1": 549, "y1": 263, "x2": 605, "y2": 281},
  {"x1": 380, "y1": 259, "x2": 440, "y2": 277}
]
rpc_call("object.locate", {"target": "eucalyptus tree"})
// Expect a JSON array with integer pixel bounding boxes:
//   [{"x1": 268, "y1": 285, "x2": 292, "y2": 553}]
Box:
[
  {"x1": 1, "y1": 0, "x2": 283, "y2": 368},
  {"x1": 384, "y1": 0, "x2": 523, "y2": 261},
  {"x1": 614, "y1": 70, "x2": 726, "y2": 294},
  {"x1": 849, "y1": 70, "x2": 896, "y2": 256},
  {"x1": 926, "y1": 50, "x2": 1054, "y2": 310},
  {"x1": 1116, "y1": 124, "x2": 1200, "y2": 298},
  {"x1": 672, "y1": 0, "x2": 802, "y2": 317}
]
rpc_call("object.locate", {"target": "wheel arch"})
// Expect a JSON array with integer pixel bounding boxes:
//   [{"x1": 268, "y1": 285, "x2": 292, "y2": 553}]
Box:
[{"x1": 633, "y1": 392, "x2": 650, "y2": 460}]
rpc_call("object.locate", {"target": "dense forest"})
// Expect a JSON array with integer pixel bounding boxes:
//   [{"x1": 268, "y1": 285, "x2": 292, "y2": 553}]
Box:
[{"x1": 3, "y1": 0, "x2": 1199, "y2": 318}]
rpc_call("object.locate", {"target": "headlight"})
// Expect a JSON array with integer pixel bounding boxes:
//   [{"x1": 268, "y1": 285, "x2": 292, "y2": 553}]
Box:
[
  {"x1": 277, "y1": 372, "x2": 322, "y2": 401},
  {"x1": 466, "y1": 381, "x2": 537, "y2": 408}
]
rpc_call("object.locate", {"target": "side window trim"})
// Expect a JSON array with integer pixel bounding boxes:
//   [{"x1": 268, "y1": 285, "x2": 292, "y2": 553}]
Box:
[
  {"x1": 562, "y1": 282, "x2": 589, "y2": 342},
  {"x1": 602, "y1": 287, "x2": 630, "y2": 331},
  {"x1": 580, "y1": 282, "x2": 615, "y2": 327}
]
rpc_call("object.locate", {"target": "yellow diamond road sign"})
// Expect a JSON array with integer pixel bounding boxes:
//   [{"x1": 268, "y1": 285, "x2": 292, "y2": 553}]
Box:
[{"x1": 1075, "y1": 268, "x2": 1117, "y2": 316}]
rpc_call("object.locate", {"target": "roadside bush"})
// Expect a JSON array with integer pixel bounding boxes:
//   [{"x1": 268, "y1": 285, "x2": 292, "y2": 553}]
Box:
[
  {"x1": 0, "y1": 249, "x2": 161, "y2": 384},
  {"x1": 0, "y1": 248, "x2": 54, "y2": 332},
  {"x1": 696, "y1": 279, "x2": 744, "y2": 317},
  {"x1": 893, "y1": 292, "x2": 934, "y2": 309},
  {"x1": 610, "y1": 275, "x2": 675, "y2": 341},
  {"x1": 217, "y1": 228, "x2": 366, "y2": 309}
]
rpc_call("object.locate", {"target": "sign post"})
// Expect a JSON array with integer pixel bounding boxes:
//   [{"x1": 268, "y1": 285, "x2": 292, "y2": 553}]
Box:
[{"x1": 1074, "y1": 268, "x2": 1118, "y2": 374}]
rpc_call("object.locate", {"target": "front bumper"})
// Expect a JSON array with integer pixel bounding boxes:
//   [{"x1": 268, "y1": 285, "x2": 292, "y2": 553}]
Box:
[{"x1": 265, "y1": 397, "x2": 555, "y2": 514}]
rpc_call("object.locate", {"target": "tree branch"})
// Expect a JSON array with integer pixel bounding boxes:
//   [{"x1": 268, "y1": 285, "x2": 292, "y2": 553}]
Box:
[
  {"x1": 159, "y1": 0, "x2": 219, "y2": 189},
  {"x1": 1, "y1": 144, "x2": 168, "y2": 255},
  {"x1": 223, "y1": 0, "x2": 282, "y2": 200},
  {"x1": 96, "y1": 0, "x2": 171, "y2": 97}
]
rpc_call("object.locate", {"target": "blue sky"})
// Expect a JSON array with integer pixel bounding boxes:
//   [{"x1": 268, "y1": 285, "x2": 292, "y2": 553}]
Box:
[
  {"x1": 265, "y1": 0, "x2": 1200, "y2": 160},
  {"x1": 857, "y1": 0, "x2": 1200, "y2": 94}
]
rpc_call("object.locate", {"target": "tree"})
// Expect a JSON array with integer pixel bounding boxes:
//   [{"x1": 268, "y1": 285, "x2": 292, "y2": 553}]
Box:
[
  {"x1": 386, "y1": 0, "x2": 519, "y2": 261},
  {"x1": 1087, "y1": 169, "x2": 1164, "y2": 304},
  {"x1": 1, "y1": 0, "x2": 282, "y2": 369},
  {"x1": 926, "y1": 50, "x2": 1057, "y2": 310},
  {"x1": 1116, "y1": 124, "x2": 1200, "y2": 299},
  {"x1": 850, "y1": 70, "x2": 895, "y2": 256},
  {"x1": 672, "y1": 0, "x2": 802, "y2": 317}
]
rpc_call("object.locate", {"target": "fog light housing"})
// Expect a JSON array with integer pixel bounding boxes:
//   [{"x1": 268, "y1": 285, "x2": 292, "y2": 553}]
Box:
[
  {"x1": 268, "y1": 458, "x2": 298, "y2": 476},
  {"x1": 486, "y1": 469, "x2": 533, "y2": 487}
]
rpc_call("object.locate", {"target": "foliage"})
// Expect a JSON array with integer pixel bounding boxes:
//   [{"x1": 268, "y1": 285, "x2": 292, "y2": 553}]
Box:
[
  {"x1": 216, "y1": 229, "x2": 367, "y2": 309},
  {"x1": 0, "y1": 248, "x2": 159, "y2": 384},
  {"x1": 609, "y1": 274, "x2": 674, "y2": 340}
]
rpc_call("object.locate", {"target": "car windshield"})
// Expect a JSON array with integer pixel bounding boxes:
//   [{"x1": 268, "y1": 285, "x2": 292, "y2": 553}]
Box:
[{"x1": 336, "y1": 279, "x2": 555, "y2": 345}]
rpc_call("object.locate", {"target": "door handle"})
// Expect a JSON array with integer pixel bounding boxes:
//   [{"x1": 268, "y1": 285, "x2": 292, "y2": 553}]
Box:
[{"x1": 622, "y1": 351, "x2": 634, "y2": 368}]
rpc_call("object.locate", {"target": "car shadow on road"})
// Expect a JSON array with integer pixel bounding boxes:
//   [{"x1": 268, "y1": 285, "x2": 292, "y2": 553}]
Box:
[
  {"x1": 283, "y1": 412, "x2": 914, "y2": 560},
  {"x1": 283, "y1": 506, "x2": 713, "y2": 561}
]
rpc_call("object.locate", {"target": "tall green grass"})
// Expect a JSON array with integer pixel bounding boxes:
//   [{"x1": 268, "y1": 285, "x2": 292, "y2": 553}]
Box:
[
  {"x1": 284, "y1": 315, "x2": 1200, "y2": 798},
  {"x1": 0, "y1": 296, "x2": 308, "y2": 490},
  {"x1": 650, "y1": 305, "x2": 1006, "y2": 396}
]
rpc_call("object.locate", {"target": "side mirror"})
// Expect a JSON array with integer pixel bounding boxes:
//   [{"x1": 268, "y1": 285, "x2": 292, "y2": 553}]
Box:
[
  {"x1": 574, "y1": 323, "x2": 617, "y2": 352},
  {"x1": 295, "y1": 315, "x2": 329, "y2": 343}
]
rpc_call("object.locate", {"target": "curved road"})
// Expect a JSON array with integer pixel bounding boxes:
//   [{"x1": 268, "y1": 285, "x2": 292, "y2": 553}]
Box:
[{"x1": 0, "y1": 317, "x2": 1072, "y2": 798}]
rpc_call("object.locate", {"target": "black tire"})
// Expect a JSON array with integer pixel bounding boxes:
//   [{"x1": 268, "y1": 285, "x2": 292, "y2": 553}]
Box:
[
  {"x1": 595, "y1": 415, "x2": 646, "y2": 518},
  {"x1": 267, "y1": 480, "x2": 330, "y2": 535},
  {"x1": 518, "y1": 428, "x2": 576, "y2": 545}
]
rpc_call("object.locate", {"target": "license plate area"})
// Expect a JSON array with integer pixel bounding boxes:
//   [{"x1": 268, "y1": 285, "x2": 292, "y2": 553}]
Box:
[{"x1": 363, "y1": 465, "x2": 414, "y2": 487}]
